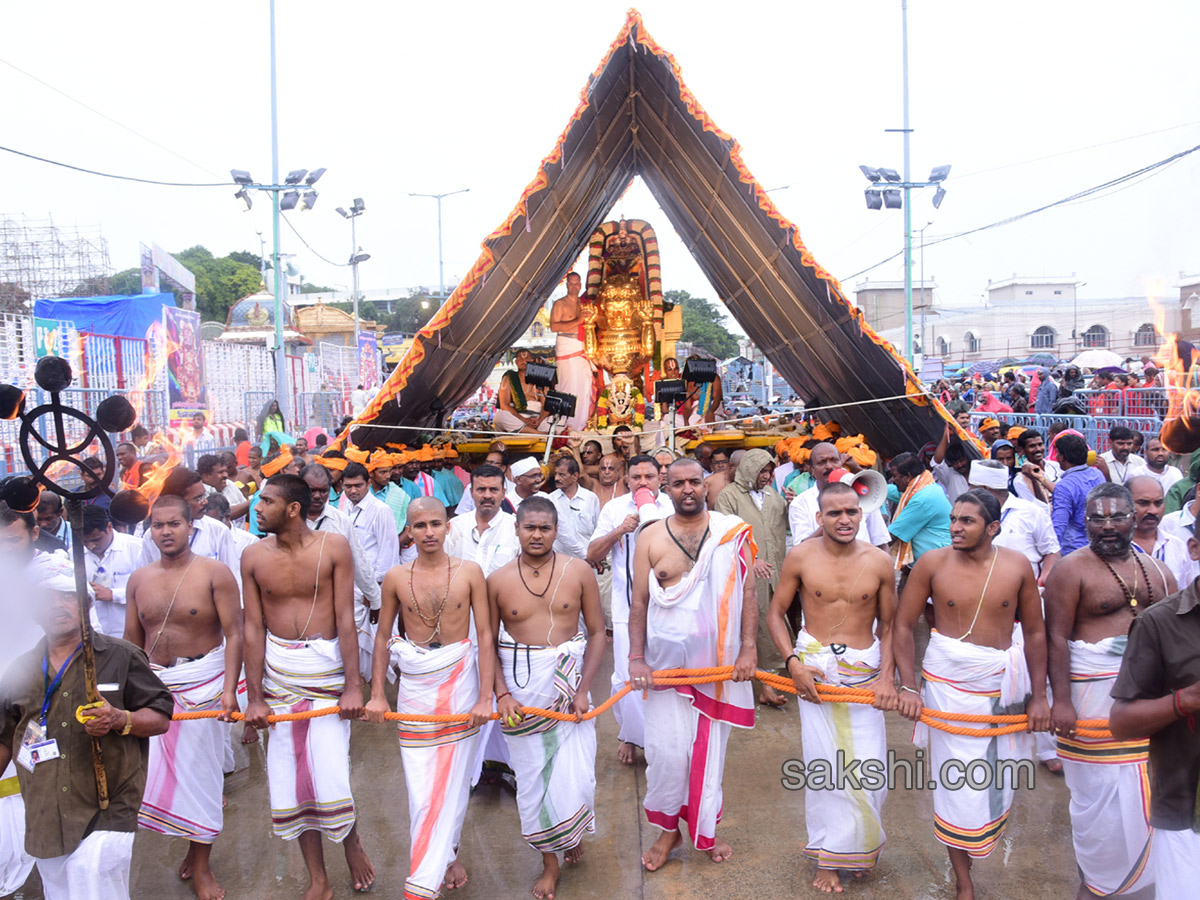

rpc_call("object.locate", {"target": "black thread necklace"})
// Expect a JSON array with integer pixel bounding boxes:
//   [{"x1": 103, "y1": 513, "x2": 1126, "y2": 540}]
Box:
[
  {"x1": 518, "y1": 553, "x2": 556, "y2": 598},
  {"x1": 665, "y1": 517, "x2": 710, "y2": 565}
]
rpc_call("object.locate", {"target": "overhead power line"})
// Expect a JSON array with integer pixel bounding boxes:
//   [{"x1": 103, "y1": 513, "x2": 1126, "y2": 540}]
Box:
[{"x1": 0, "y1": 143, "x2": 231, "y2": 187}]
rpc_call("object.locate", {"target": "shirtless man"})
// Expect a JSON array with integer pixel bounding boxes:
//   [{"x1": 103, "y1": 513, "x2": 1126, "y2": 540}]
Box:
[
  {"x1": 548, "y1": 273, "x2": 594, "y2": 433},
  {"x1": 631, "y1": 458, "x2": 757, "y2": 869},
  {"x1": 242, "y1": 474, "x2": 374, "y2": 899},
  {"x1": 592, "y1": 454, "x2": 626, "y2": 507},
  {"x1": 125, "y1": 496, "x2": 242, "y2": 900},
  {"x1": 489, "y1": 496, "x2": 606, "y2": 899},
  {"x1": 766, "y1": 482, "x2": 896, "y2": 893},
  {"x1": 894, "y1": 489, "x2": 1051, "y2": 900},
  {"x1": 365, "y1": 497, "x2": 492, "y2": 899},
  {"x1": 1044, "y1": 483, "x2": 1169, "y2": 898}
]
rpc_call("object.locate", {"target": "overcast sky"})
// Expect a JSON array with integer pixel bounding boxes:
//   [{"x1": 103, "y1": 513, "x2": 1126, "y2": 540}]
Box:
[{"x1": 2, "y1": 1, "x2": 1197, "y2": 335}]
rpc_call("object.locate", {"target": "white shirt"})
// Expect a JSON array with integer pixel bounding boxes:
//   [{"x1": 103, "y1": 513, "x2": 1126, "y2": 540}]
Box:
[
  {"x1": 932, "y1": 460, "x2": 970, "y2": 504},
  {"x1": 309, "y1": 503, "x2": 382, "y2": 610},
  {"x1": 456, "y1": 477, "x2": 517, "y2": 515},
  {"x1": 788, "y1": 484, "x2": 890, "y2": 549},
  {"x1": 339, "y1": 491, "x2": 400, "y2": 587},
  {"x1": 549, "y1": 486, "x2": 600, "y2": 558},
  {"x1": 591, "y1": 491, "x2": 675, "y2": 624},
  {"x1": 1133, "y1": 531, "x2": 1197, "y2": 589},
  {"x1": 84, "y1": 531, "x2": 142, "y2": 638},
  {"x1": 773, "y1": 461, "x2": 794, "y2": 492},
  {"x1": 993, "y1": 495, "x2": 1060, "y2": 575},
  {"x1": 1100, "y1": 451, "x2": 1146, "y2": 484},
  {"x1": 1160, "y1": 506, "x2": 1197, "y2": 543},
  {"x1": 206, "y1": 480, "x2": 248, "y2": 526},
  {"x1": 1013, "y1": 458, "x2": 1062, "y2": 510},
  {"x1": 350, "y1": 388, "x2": 369, "y2": 416},
  {"x1": 506, "y1": 489, "x2": 550, "y2": 513},
  {"x1": 191, "y1": 430, "x2": 218, "y2": 452},
  {"x1": 445, "y1": 510, "x2": 519, "y2": 577},
  {"x1": 141, "y1": 514, "x2": 236, "y2": 571},
  {"x1": 1142, "y1": 465, "x2": 1184, "y2": 494}
]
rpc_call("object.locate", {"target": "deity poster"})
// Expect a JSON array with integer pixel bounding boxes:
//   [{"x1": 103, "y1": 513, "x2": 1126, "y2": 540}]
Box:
[{"x1": 163, "y1": 306, "x2": 207, "y2": 418}]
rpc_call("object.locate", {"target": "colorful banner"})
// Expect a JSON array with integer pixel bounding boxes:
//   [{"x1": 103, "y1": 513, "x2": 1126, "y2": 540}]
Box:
[
  {"x1": 358, "y1": 332, "x2": 380, "y2": 388},
  {"x1": 163, "y1": 306, "x2": 207, "y2": 420},
  {"x1": 34, "y1": 318, "x2": 63, "y2": 359},
  {"x1": 380, "y1": 332, "x2": 411, "y2": 365}
]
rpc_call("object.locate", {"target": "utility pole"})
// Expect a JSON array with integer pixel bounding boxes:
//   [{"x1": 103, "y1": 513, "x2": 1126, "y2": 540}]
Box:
[
  {"x1": 268, "y1": 0, "x2": 287, "y2": 421},
  {"x1": 409, "y1": 189, "x2": 469, "y2": 303},
  {"x1": 901, "y1": 0, "x2": 913, "y2": 367}
]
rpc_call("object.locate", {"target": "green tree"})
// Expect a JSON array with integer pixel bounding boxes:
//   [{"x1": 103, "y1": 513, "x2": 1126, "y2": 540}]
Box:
[
  {"x1": 300, "y1": 282, "x2": 336, "y2": 294},
  {"x1": 227, "y1": 250, "x2": 262, "y2": 269},
  {"x1": 108, "y1": 268, "x2": 143, "y2": 295},
  {"x1": 171, "y1": 246, "x2": 263, "y2": 322},
  {"x1": 671, "y1": 289, "x2": 739, "y2": 359}
]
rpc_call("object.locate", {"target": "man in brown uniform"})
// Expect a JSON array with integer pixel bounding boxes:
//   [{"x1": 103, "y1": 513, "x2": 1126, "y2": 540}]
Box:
[
  {"x1": 895, "y1": 489, "x2": 1050, "y2": 900},
  {"x1": 766, "y1": 481, "x2": 896, "y2": 893},
  {"x1": 1045, "y1": 482, "x2": 1168, "y2": 898},
  {"x1": 365, "y1": 497, "x2": 492, "y2": 898},
  {"x1": 489, "y1": 496, "x2": 606, "y2": 899},
  {"x1": 242, "y1": 473, "x2": 374, "y2": 900},
  {"x1": 125, "y1": 495, "x2": 242, "y2": 900}
]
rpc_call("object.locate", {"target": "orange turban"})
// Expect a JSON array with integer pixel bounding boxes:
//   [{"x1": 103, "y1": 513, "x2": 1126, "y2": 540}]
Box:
[
  {"x1": 444, "y1": 447, "x2": 459, "y2": 459},
  {"x1": 774, "y1": 439, "x2": 789, "y2": 457},
  {"x1": 432, "y1": 446, "x2": 446, "y2": 460},
  {"x1": 980, "y1": 417, "x2": 1000, "y2": 431},
  {"x1": 344, "y1": 446, "x2": 369, "y2": 465},
  {"x1": 1007, "y1": 426, "x2": 1027, "y2": 441},
  {"x1": 811, "y1": 424, "x2": 835, "y2": 442},
  {"x1": 417, "y1": 445, "x2": 434, "y2": 462},
  {"x1": 789, "y1": 445, "x2": 811, "y2": 465},
  {"x1": 261, "y1": 445, "x2": 294, "y2": 477},
  {"x1": 366, "y1": 450, "x2": 391, "y2": 471},
  {"x1": 316, "y1": 454, "x2": 347, "y2": 472}
]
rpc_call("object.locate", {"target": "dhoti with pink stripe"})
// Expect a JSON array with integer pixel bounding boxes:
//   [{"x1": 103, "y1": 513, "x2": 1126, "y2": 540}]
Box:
[
  {"x1": 392, "y1": 637, "x2": 482, "y2": 900},
  {"x1": 642, "y1": 512, "x2": 755, "y2": 850},
  {"x1": 139, "y1": 644, "x2": 228, "y2": 842},
  {"x1": 264, "y1": 633, "x2": 356, "y2": 842}
]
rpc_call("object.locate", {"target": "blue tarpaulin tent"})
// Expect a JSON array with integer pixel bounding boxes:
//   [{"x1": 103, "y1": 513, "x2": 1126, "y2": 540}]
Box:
[{"x1": 34, "y1": 293, "x2": 176, "y2": 339}]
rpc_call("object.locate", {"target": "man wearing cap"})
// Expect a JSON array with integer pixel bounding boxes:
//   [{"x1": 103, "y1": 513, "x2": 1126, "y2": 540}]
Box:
[
  {"x1": 430, "y1": 446, "x2": 465, "y2": 511},
  {"x1": 399, "y1": 450, "x2": 436, "y2": 500},
  {"x1": 507, "y1": 457, "x2": 548, "y2": 510},
  {"x1": 787, "y1": 443, "x2": 889, "y2": 551},
  {"x1": 1051, "y1": 436, "x2": 1109, "y2": 556},
  {"x1": 367, "y1": 450, "x2": 410, "y2": 535},
  {"x1": 978, "y1": 417, "x2": 1002, "y2": 449}
]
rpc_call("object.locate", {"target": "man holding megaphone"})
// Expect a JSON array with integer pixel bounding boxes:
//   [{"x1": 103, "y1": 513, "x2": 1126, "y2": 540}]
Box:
[{"x1": 787, "y1": 444, "x2": 890, "y2": 552}]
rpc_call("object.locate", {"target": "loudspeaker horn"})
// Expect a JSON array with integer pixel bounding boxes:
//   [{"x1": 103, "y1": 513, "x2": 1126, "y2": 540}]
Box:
[{"x1": 828, "y1": 467, "x2": 887, "y2": 514}]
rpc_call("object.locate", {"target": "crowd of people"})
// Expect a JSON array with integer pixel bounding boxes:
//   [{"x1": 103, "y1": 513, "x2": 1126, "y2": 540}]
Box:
[{"x1": 0, "y1": 409, "x2": 1197, "y2": 900}]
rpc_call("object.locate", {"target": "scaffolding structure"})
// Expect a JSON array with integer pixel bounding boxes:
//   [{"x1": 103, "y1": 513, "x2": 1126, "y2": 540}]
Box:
[{"x1": 0, "y1": 214, "x2": 111, "y2": 306}]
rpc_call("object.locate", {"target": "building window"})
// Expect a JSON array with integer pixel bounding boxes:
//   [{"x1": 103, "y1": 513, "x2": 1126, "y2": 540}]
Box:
[
  {"x1": 964, "y1": 331, "x2": 981, "y2": 354},
  {"x1": 1082, "y1": 324, "x2": 1109, "y2": 348},
  {"x1": 1031, "y1": 325, "x2": 1056, "y2": 349},
  {"x1": 936, "y1": 336, "x2": 950, "y2": 356},
  {"x1": 1053, "y1": 290, "x2": 1062, "y2": 295},
  {"x1": 1025, "y1": 290, "x2": 1033, "y2": 295},
  {"x1": 1134, "y1": 322, "x2": 1159, "y2": 347}
]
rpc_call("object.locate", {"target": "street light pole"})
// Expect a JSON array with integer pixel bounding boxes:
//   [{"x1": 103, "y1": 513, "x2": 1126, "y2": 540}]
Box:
[
  {"x1": 901, "y1": 0, "x2": 913, "y2": 366},
  {"x1": 350, "y1": 213, "x2": 360, "y2": 350},
  {"x1": 409, "y1": 189, "x2": 469, "y2": 303},
  {"x1": 268, "y1": 0, "x2": 288, "y2": 422},
  {"x1": 917, "y1": 221, "x2": 932, "y2": 368}
]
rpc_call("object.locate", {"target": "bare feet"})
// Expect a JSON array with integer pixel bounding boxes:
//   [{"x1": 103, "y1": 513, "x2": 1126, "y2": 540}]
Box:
[
  {"x1": 813, "y1": 868, "x2": 843, "y2": 893},
  {"x1": 178, "y1": 846, "x2": 195, "y2": 881},
  {"x1": 240, "y1": 723, "x2": 259, "y2": 744},
  {"x1": 759, "y1": 685, "x2": 788, "y2": 708},
  {"x1": 565, "y1": 844, "x2": 584, "y2": 865},
  {"x1": 533, "y1": 852, "x2": 561, "y2": 899},
  {"x1": 641, "y1": 830, "x2": 682, "y2": 871},
  {"x1": 443, "y1": 860, "x2": 469, "y2": 890},
  {"x1": 1042, "y1": 758, "x2": 1064, "y2": 775},
  {"x1": 342, "y1": 829, "x2": 375, "y2": 891},
  {"x1": 192, "y1": 867, "x2": 226, "y2": 900},
  {"x1": 707, "y1": 838, "x2": 733, "y2": 863},
  {"x1": 617, "y1": 742, "x2": 636, "y2": 765},
  {"x1": 299, "y1": 876, "x2": 333, "y2": 900}
]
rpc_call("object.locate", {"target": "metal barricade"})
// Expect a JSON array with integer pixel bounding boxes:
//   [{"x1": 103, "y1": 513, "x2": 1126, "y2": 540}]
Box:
[
  {"x1": 1070, "y1": 388, "x2": 1124, "y2": 417},
  {"x1": 244, "y1": 392, "x2": 275, "y2": 441},
  {"x1": 968, "y1": 411, "x2": 1161, "y2": 455},
  {"x1": 298, "y1": 391, "x2": 346, "y2": 434}
]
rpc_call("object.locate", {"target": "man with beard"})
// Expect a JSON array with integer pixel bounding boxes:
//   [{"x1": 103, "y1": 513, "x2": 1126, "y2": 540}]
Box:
[
  {"x1": 788, "y1": 443, "x2": 889, "y2": 550},
  {"x1": 766, "y1": 482, "x2": 896, "y2": 893},
  {"x1": 1128, "y1": 475, "x2": 1196, "y2": 587},
  {"x1": 588, "y1": 455, "x2": 674, "y2": 765},
  {"x1": 243, "y1": 474, "x2": 374, "y2": 897},
  {"x1": 1101, "y1": 426, "x2": 1146, "y2": 484},
  {"x1": 894, "y1": 489, "x2": 1051, "y2": 900},
  {"x1": 126, "y1": 495, "x2": 242, "y2": 900},
  {"x1": 365, "y1": 498, "x2": 493, "y2": 899},
  {"x1": 1140, "y1": 436, "x2": 1184, "y2": 494},
  {"x1": 1045, "y1": 483, "x2": 1167, "y2": 899},
  {"x1": 489, "y1": 497, "x2": 605, "y2": 899},
  {"x1": 579, "y1": 440, "x2": 603, "y2": 486},
  {"x1": 445, "y1": 464, "x2": 519, "y2": 578},
  {"x1": 631, "y1": 458, "x2": 757, "y2": 869},
  {"x1": 1013, "y1": 428, "x2": 1061, "y2": 508}
]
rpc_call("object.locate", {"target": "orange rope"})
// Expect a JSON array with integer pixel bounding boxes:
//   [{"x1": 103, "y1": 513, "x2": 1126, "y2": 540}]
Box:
[{"x1": 173, "y1": 667, "x2": 1114, "y2": 739}]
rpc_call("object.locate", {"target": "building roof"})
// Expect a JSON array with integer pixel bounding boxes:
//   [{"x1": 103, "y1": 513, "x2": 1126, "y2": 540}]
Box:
[
  {"x1": 986, "y1": 275, "x2": 1078, "y2": 289},
  {"x1": 224, "y1": 289, "x2": 294, "y2": 330},
  {"x1": 294, "y1": 300, "x2": 377, "y2": 334},
  {"x1": 339, "y1": 10, "x2": 954, "y2": 457}
]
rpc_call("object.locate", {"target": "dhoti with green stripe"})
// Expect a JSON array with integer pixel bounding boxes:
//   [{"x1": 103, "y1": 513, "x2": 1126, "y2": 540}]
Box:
[
  {"x1": 794, "y1": 629, "x2": 887, "y2": 871},
  {"x1": 498, "y1": 626, "x2": 596, "y2": 853}
]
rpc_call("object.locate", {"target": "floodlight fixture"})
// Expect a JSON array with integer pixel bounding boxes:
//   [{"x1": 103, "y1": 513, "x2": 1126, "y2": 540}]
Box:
[
  {"x1": 864, "y1": 189, "x2": 883, "y2": 210},
  {"x1": 352, "y1": 198, "x2": 366, "y2": 213},
  {"x1": 524, "y1": 361, "x2": 558, "y2": 389},
  {"x1": 335, "y1": 207, "x2": 349, "y2": 218},
  {"x1": 880, "y1": 168, "x2": 901, "y2": 183},
  {"x1": 231, "y1": 169, "x2": 253, "y2": 185},
  {"x1": 350, "y1": 251, "x2": 371, "y2": 265},
  {"x1": 655, "y1": 379, "x2": 686, "y2": 406},
  {"x1": 858, "y1": 165, "x2": 882, "y2": 183},
  {"x1": 304, "y1": 167, "x2": 326, "y2": 185},
  {"x1": 300, "y1": 191, "x2": 318, "y2": 211},
  {"x1": 280, "y1": 190, "x2": 301, "y2": 211},
  {"x1": 234, "y1": 189, "x2": 253, "y2": 211},
  {"x1": 932, "y1": 186, "x2": 947, "y2": 209},
  {"x1": 682, "y1": 357, "x2": 719, "y2": 384},
  {"x1": 284, "y1": 169, "x2": 308, "y2": 185},
  {"x1": 543, "y1": 391, "x2": 577, "y2": 419},
  {"x1": 882, "y1": 189, "x2": 903, "y2": 209},
  {"x1": 929, "y1": 165, "x2": 951, "y2": 183}
]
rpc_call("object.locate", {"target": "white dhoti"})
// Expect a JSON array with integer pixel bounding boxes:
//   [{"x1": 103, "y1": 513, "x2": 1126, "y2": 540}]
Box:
[
  {"x1": 35, "y1": 830, "x2": 135, "y2": 900},
  {"x1": 794, "y1": 630, "x2": 887, "y2": 870},
  {"x1": 354, "y1": 598, "x2": 376, "y2": 684},
  {"x1": 1151, "y1": 829, "x2": 1200, "y2": 896},
  {"x1": 264, "y1": 633, "x2": 356, "y2": 842},
  {"x1": 498, "y1": 627, "x2": 597, "y2": 852},
  {"x1": 392, "y1": 637, "x2": 482, "y2": 900},
  {"x1": 140, "y1": 644, "x2": 228, "y2": 843},
  {"x1": 0, "y1": 765, "x2": 33, "y2": 894},
  {"x1": 914, "y1": 628, "x2": 1032, "y2": 858},
  {"x1": 610, "y1": 618, "x2": 644, "y2": 748},
  {"x1": 1058, "y1": 637, "x2": 1154, "y2": 895},
  {"x1": 554, "y1": 333, "x2": 594, "y2": 433},
  {"x1": 493, "y1": 408, "x2": 551, "y2": 434},
  {"x1": 643, "y1": 513, "x2": 755, "y2": 850}
]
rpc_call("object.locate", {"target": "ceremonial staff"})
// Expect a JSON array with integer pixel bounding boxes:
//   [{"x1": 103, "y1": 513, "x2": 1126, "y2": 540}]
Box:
[{"x1": 0, "y1": 356, "x2": 140, "y2": 811}]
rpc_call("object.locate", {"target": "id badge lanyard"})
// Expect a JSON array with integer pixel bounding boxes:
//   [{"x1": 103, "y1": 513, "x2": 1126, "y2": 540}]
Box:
[{"x1": 41, "y1": 643, "x2": 82, "y2": 727}]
